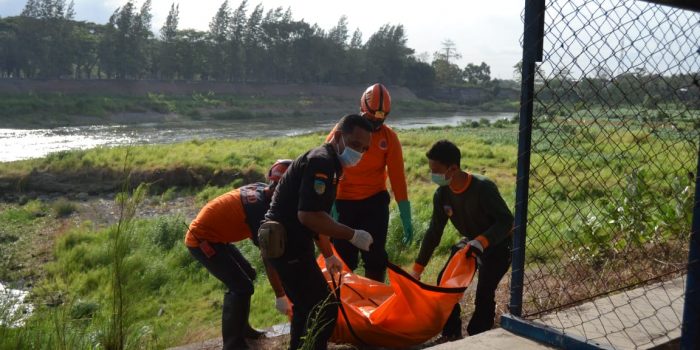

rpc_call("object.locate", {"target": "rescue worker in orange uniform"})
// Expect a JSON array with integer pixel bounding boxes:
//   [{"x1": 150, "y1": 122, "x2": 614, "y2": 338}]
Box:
[
  {"x1": 185, "y1": 160, "x2": 292, "y2": 350},
  {"x1": 325, "y1": 83, "x2": 413, "y2": 282}
]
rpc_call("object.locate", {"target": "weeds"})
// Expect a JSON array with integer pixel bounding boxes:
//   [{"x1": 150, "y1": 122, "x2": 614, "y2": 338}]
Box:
[
  {"x1": 300, "y1": 293, "x2": 339, "y2": 350},
  {"x1": 52, "y1": 198, "x2": 77, "y2": 218},
  {"x1": 567, "y1": 170, "x2": 694, "y2": 267}
]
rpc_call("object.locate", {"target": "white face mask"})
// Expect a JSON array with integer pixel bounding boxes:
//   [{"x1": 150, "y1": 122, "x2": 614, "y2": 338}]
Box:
[{"x1": 338, "y1": 136, "x2": 363, "y2": 168}]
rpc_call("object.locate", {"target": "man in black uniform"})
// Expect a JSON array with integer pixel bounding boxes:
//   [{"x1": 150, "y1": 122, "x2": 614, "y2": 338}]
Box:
[
  {"x1": 410, "y1": 140, "x2": 513, "y2": 342},
  {"x1": 264, "y1": 114, "x2": 374, "y2": 350}
]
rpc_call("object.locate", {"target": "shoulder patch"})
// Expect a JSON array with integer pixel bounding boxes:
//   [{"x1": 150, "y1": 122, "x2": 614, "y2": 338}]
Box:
[
  {"x1": 443, "y1": 205, "x2": 453, "y2": 217},
  {"x1": 314, "y1": 179, "x2": 326, "y2": 195},
  {"x1": 379, "y1": 139, "x2": 388, "y2": 150}
]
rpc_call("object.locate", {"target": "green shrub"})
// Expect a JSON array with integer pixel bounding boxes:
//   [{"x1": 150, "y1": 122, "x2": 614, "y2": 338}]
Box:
[
  {"x1": 149, "y1": 216, "x2": 186, "y2": 251},
  {"x1": 70, "y1": 300, "x2": 100, "y2": 320},
  {"x1": 159, "y1": 188, "x2": 178, "y2": 203},
  {"x1": 52, "y1": 198, "x2": 77, "y2": 218}
]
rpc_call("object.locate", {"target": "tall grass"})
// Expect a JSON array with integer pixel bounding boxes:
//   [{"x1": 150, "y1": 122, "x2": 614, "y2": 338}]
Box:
[{"x1": 104, "y1": 172, "x2": 148, "y2": 350}]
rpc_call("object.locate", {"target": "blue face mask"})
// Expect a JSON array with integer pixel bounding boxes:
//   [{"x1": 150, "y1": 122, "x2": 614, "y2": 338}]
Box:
[
  {"x1": 339, "y1": 136, "x2": 363, "y2": 168},
  {"x1": 431, "y1": 171, "x2": 451, "y2": 186}
]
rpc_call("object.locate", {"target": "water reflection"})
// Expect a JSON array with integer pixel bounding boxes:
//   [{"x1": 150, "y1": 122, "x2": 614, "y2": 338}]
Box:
[{"x1": 1, "y1": 113, "x2": 512, "y2": 162}]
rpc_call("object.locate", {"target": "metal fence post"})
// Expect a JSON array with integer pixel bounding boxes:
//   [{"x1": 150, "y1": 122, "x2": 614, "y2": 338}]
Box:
[
  {"x1": 681, "y1": 145, "x2": 700, "y2": 349},
  {"x1": 510, "y1": 0, "x2": 545, "y2": 317}
]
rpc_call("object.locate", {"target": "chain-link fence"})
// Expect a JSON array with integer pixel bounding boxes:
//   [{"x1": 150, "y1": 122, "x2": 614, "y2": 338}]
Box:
[{"x1": 505, "y1": 0, "x2": 700, "y2": 349}]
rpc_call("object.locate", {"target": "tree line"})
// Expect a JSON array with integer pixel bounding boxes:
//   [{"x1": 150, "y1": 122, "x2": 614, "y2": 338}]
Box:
[{"x1": 0, "y1": 0, "x2": 506, "y2": 91}]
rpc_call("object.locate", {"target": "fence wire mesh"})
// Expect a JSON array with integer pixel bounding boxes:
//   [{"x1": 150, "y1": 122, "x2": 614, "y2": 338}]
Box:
[{"x1": 519, "y1": 0, "x2": 699, "y2": 348}]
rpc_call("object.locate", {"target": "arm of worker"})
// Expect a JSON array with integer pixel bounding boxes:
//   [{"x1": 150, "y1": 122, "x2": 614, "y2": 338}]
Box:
[
  {"x1": 297, "y1": 157, "x2": 373, "y2": 251},
  {"x1": 263, "y1": 257, "x2": 286, "y2": 298},
  {"x1": 473, "y1": 179, "x2": 514, "y2": 250},
  {"x1": 314, "y1": 234, "x2": 343, "y2": 273},
  {"x1": 385, "y1": 128, "x2": 409, "y2": 203},
  {"x1": 385, "y1": 128, "x2": 413, "y2": 243},
  {"x1": 299, "y1": 211, "x2": 372, "y2": 251},
  {"x1": 411, "y1": 189, "x2": 449, "y2": 278},
  {"x1": 299, "y1": 211, "x2": 353, "y2": 239},
  {"x1": 263, "y1": 256, "x2": 292, "y2": 315}
]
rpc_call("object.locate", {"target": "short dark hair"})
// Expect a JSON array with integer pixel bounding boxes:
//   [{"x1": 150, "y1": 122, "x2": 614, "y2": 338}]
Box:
[
  {"x1": 338, "y1": 114, "x2": 372, "y2": 134},
  {"x1": 426, "y1": 140, "x2": 461, "y2": 167}
]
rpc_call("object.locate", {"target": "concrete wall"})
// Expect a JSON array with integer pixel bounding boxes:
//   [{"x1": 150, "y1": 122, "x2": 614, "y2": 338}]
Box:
[{"x1": 0, "y1": 79, "x2": 419, "y2": 100}]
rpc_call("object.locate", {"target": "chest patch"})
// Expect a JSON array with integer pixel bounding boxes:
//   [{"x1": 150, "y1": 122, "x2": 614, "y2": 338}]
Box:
[
  {"x1": 379, "y1": 139, "x2": 388, "y2": 150},
  {"x1": 443, "y1": 205, "x2": 453, "y2": 217},
  {"x1": 314, "y1": 179, "x2": 326, "y2": 195}
]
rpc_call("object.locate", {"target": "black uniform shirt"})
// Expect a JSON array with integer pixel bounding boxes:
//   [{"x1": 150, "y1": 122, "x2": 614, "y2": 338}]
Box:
[
  {"x1": 265, "y1": 143, "x2": 342, "y2": 254},
  {"x1": 239, "y1": 182, "x2": 270, "y2": 246},
  {"x1": 416, "y1": 174, "x2": 513, "y2": 266}
]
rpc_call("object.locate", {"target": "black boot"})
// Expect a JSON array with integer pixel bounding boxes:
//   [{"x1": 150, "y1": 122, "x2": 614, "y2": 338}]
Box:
[
  {"x1": 239, "y1": 295, "x2": 265, "y2": 338},
  {"x1": 244, "y1": 323, "x2": 265, "y2": 339},
  {"x1": 222, "y1": 293, "x2": 250, "y2": 350}
]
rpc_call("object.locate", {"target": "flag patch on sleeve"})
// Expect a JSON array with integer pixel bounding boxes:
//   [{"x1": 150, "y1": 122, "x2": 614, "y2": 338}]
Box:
[{"x1": 314, "y1": 179, "x2": 326, "y2": 194}]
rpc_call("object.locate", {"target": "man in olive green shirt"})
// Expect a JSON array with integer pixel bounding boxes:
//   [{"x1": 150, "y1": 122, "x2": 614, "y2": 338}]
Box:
[{"x1": 411, "y1": 140, "x2": 513, "y2": 342}]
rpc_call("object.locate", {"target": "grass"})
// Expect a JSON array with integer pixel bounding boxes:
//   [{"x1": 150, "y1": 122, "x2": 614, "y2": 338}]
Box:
[
  {"x1": 0, "y1": 200, "x2": 53, "y2": 282},
  {"x1": 0, "y1": 111, "x2": 697, "y2": 348}
]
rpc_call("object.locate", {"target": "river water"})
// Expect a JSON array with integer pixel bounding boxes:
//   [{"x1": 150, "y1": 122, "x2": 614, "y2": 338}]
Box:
[
  {"x1": 0, "y1": 281, "x2": 32, "y2": 327},
  {"x1": 0, "y1": 112, "x2": 512, "y2": 162}
]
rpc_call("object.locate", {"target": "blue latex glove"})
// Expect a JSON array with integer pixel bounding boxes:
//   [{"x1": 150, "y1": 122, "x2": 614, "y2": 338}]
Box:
[
  {"x1": 331, "y1": 202, "x2": 339, "y2": 221},
  {"x1": 398, "y1": 200, "x2": 414, "y2": 244}
]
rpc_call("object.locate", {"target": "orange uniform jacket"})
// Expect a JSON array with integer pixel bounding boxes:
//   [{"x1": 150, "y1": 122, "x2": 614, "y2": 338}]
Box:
[
  {"x1": 325, "y1": 124, "x2": 408, "y2": 202},
  {"x1": 185, "y1": 189, "x2": 251, "y2": 247}
]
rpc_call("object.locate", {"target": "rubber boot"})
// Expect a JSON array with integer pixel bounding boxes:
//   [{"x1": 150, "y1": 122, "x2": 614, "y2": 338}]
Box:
[
  {"x1": 244, "y1": 323, "x2": 265, "y2": 339},
  {"x1": 222, "y1": 293, "x2": 250, "y2": 350},
  {"x1": 365, "y1": 268, "x2": 386, "y2": 284}
]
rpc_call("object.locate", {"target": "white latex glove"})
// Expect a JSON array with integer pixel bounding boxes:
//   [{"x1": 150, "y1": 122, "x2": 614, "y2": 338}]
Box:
[
  {"x1": 275, "y1": 296, "x2": 292, "y2": 315},
  {"x1": 324, "y1": 255, "x2": 343, "y2": 274},
  {"x1": 349, "y1": 229, "x2": 373, "y2": 251},
  {"x1": 467, "y1": 239, "x2": 484, "y2": 266}
]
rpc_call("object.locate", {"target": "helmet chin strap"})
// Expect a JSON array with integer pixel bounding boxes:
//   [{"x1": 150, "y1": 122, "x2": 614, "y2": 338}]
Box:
[{"x1": 370, "y1": 118, "x2": 384, "y2": 130}]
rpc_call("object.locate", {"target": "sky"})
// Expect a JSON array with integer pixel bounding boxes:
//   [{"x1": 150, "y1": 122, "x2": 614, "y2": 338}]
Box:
[{"x1": 0, "y1": 0, "x2": 524, "y2": 79}]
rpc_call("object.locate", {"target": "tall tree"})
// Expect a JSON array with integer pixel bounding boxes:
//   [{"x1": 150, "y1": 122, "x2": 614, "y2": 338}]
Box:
[
  {"x1": 463, "y1": 62, "x2": 491, "y2": 85},
  {"x1": 208, "y1": 0, "x2": 230, "y2": 80},
  {"x1": 328, "y1": 15, "x2": 348, "y2": 47},
  {"x1": 133, "y1": 0, "x2": 153, "y2": 78},
  {"x1": 114, "y1": 1, "x2": 137, "y2": 78},
  {"x1": 243, "y1": 3, "x2": 263, "y2": 81},
  {"x1": 431, "y1": 58, "x2": 461, "y2": 86},
  {"x1": 435, "y1": 39, "x2": 461, "y2": 64},
  {"x1": 21, "y1": 0, "x2": 40, "y2": 17},
  {"x1": 65, "y1": 0, "x2": 75, "y2": 20},
  {"x1": 349, "y1": 28, "x2": 362, "y2": 49},
  {"x1": 98, "y1": 9, "x2": 119, "y2": 78},
  {"x1": 230, "y1": 0, "x2": 247, "y2": 40},
  {"x1": 160, "y1": 3, "x2": 179, "y2": 41},
  {"x1": 176, "y1": 29, "x2": 207, "y2": 80},
  {"x1": 73, "y1": 22, "x2": 100, "y2": 79},
  {"x1": 228, "y1": 0, "x2": 247, "y2": 80},
  {"x1": 159, "y1": 2, "x2": 179, "y2": 79},
  {"x1": 365, "y1": 24, "x2": 413, "y2": 84}
]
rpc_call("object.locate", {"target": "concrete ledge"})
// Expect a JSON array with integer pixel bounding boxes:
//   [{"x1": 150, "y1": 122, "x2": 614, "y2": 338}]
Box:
[{"x1": 426, "y1": 328, "x2": 556, "y2": 350}]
